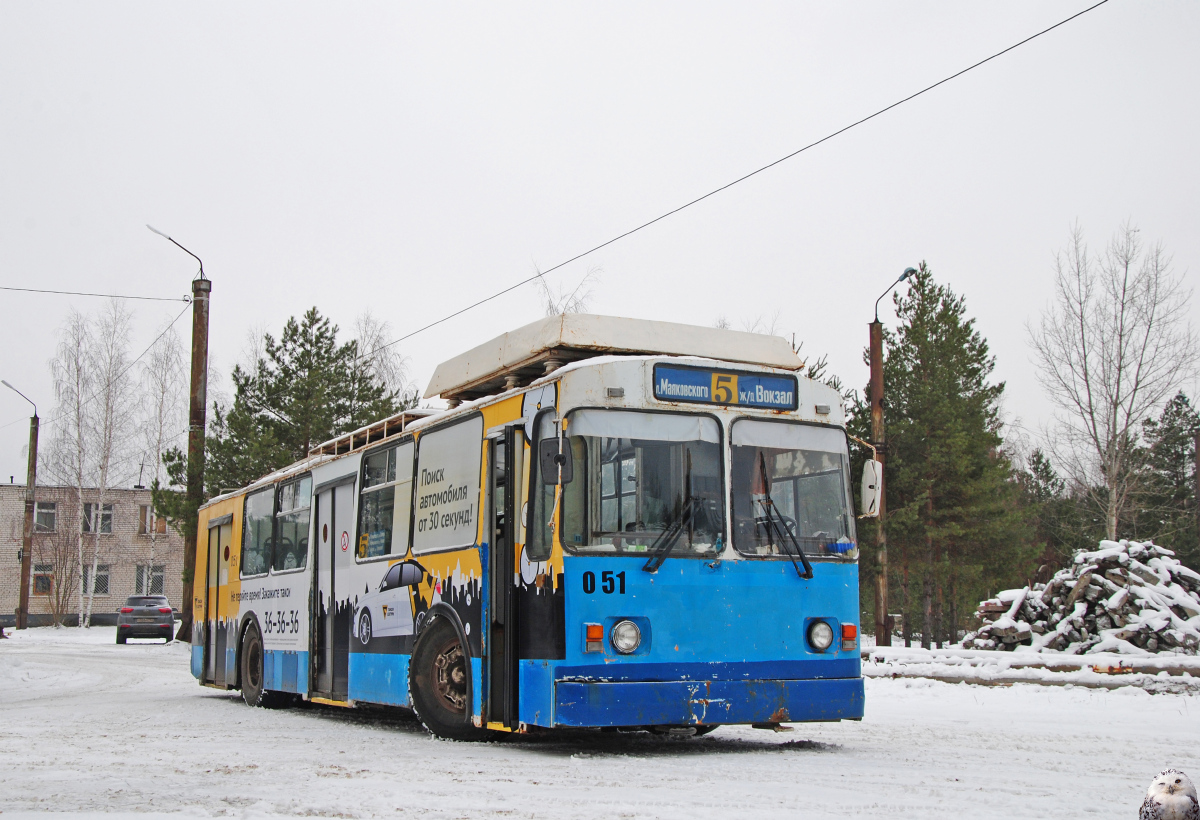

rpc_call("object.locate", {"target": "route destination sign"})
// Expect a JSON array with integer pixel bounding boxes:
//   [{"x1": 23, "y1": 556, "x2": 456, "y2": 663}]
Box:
[{"x1": 652, "y1": 364, "x2": 798, "y2": 410}]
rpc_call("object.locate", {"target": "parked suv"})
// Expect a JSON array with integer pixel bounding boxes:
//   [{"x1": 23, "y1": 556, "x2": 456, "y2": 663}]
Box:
[{"x1": 116, "y1": 596, "x2": 175, "y2": 644}]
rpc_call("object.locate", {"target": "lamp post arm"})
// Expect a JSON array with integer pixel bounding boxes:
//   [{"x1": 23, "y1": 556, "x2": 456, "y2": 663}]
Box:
[
  {"x1": 2, "y1": 380, "x2": 37, "y2": 417},
  {"x1": 874, "y1": 275, "x2": 905, "y2": 322},
  {"x1": 146, "y1": 225, "x2": 205, "y2": 279},
  {"x1": 873, "y1": 266, "x2": 919, "y2": 322}
]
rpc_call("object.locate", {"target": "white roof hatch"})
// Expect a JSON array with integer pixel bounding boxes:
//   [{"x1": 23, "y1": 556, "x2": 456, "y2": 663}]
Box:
[{"x1": 424, "y1": 313, "x2": 803, "y2": 402}]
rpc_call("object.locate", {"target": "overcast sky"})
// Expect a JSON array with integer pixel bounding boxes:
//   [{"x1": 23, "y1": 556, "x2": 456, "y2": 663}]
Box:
[{"x1": 2, "y1": 1, "x2": 1198, "y2": 486}]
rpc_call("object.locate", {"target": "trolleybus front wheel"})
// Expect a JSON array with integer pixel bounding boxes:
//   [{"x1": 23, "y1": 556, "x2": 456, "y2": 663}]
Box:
[
  {"x1": 409, "y1": 617, "x2": 489, "y2": 741},
  {"x1": 240, "y1": 620, "x2": 289, "y2": 709}
]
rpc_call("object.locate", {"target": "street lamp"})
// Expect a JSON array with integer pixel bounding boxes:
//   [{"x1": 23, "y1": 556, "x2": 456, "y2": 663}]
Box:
[
  {"x1": 147, "y1": 224, "x2": 205, "y2": 279},
  {"x1": 868, "y1": 266, "x2": 917, "y2": 647},
  {"x1": 147, "y1": 225, "x2": 210, "y2": 643},
  {"x1": 3, "y1": 380, "x2": 39, "y2": 630}
]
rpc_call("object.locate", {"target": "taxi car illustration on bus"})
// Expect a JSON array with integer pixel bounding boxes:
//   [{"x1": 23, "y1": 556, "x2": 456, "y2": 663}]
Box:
[{"x1": 352, "y1": 560, "x2": 426, "y2": 645}]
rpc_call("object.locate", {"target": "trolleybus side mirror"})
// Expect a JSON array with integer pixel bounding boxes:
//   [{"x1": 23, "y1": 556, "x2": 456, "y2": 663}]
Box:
[
  {"x1": 540, "y1": 439, "x2": 573, "y2": 485},
  {"x1": 860, "y1": 459, "x2": 882, "y2": 518}
]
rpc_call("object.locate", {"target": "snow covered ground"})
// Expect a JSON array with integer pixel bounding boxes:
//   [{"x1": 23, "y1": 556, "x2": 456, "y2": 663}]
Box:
[
  {"x1": 2, "y1": 627, "x2": 1198, "y2": 819},
  {"x1": 863, "y1": 645, "x2": 1200, "y2": 692}
]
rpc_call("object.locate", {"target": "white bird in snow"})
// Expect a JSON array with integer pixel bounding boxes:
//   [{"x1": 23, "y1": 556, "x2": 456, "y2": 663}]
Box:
[{"x1": 1140, "y1": 770, "x2": 1199, "y2": 820}]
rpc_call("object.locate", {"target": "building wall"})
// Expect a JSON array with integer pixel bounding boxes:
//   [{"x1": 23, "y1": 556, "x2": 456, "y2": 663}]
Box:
[{"x1": 0, "y1": 483, "x2": 185, "y2": 627}]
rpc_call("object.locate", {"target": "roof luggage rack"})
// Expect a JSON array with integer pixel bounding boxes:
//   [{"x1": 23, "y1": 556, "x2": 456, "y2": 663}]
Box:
[{"x1": 311, "y1": 408, "x2": 434, "y2": 456}]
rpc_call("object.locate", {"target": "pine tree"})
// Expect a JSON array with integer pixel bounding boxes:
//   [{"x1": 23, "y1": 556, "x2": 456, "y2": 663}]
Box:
[
  {"x1": 155, "y1": 307, "x2": 404, "y2": 524},
  {"x1": 1135, "y1": 392, "x2": 1199, "y2": 566},
  {"x1": 856, "y1": 264, "x2": 1032, "y2": 647},
  {"x1": 1018, "y1": 449, "x2": 1097, "y2": 582}
]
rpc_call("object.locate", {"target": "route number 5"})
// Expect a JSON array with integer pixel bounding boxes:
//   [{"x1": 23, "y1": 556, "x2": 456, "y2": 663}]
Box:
[{"x1": 712, "y1": 373, "x2": 736, "y2": 404}]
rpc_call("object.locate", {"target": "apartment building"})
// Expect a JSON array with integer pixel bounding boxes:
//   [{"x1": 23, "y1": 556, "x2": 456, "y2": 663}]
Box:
[{"x1": 1, "y1": 482, "x2": 184, "y2": 627}]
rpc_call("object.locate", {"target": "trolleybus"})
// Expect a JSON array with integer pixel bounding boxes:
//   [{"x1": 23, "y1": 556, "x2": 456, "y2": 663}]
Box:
[{"x1": 190, "y1": 314, "x2": 877, "y2": 738}]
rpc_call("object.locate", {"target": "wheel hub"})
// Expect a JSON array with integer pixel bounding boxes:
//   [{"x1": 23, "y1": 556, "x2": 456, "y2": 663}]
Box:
[{"x1": 430, "y1": 638, "x2": 467, "y2": 713}]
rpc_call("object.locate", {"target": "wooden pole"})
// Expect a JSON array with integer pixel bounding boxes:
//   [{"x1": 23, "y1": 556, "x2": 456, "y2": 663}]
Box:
[
  {"x1": 869, "y1": 319, "x2": 890, "y2": 646},
  {"x1": 176, "y1": 276, "x2": 210, "y2": 642},
  {"x1": 16, "y1": 414, "x2": 38, "y2": 629}
]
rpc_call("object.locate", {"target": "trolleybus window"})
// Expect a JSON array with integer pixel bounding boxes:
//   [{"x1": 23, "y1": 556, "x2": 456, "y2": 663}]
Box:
[
  {"x1": 272, "y1": 476, "x2": 312, "y2": 572},
  {"x1": 413, "y1": 415, "x2": 483, "y2": 555},
  {"x1": 356, "y1": 441, "x2": 415, "y2": 559},
  {"x1": 559, "y1": 410, "x2": 722, "y2": 555},
  {"x1": 241, "y1": 487, "x2": 274, "y2": 577},
  {"x1": 529, "y1": 414, "x2": 556, "y2": 562},
  {"x1": 730, "y1": 419, "x2": 857, "y2": 559}
]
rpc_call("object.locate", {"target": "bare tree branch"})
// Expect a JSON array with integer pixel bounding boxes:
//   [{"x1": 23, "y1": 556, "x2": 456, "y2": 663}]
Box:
[
  {"x1": 1028, "y1": 221, "x2": 1199, "y2": 539},
  {"x1": 536, "y1": 267, "x2": 601, "y2": 316}
]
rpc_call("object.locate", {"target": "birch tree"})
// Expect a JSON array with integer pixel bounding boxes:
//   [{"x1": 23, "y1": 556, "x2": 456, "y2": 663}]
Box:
[
  {"x1": 1029, "y1": 223, "x2": 1200, "y2": 540},
  {"x1": 354, "y1": 312, "x2": 415, "y2": 406},
  {"x1": 46, "y1": 309, "x2": 93, "y2": 627},
  {"x1": 139, "y1": 323, "x2": 186, "y2": 589},
  {"x1": 83, "y1": 300, "x2": 136, "y2": 626}
]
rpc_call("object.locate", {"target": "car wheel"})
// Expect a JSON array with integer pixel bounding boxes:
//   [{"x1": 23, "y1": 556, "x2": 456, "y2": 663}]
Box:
[
  {"x1": 357, "y1": 609, "x2": 372, "y2": 646},
  {"x1": 240, "y1": 621, "x2": 288, "y2": 709},
  {"x1": 409, "y1": 617, "x2": 489, "y2": 741},
  {"x1": 116, "y1": 633, "x2": 126, "y2": 645}
]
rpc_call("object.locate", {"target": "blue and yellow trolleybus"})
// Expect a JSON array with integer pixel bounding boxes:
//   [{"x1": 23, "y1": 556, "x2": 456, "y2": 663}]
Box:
[{"x1": 191, "y1": 314, "x2": 876, "y2": 738}]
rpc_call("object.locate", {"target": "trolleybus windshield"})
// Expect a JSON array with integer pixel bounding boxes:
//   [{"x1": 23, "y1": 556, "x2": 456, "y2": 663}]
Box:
[
  {"x1": 730, "y1": 419, "x2": 857, "y2": 560},
  {"x1": 558, "y1": 410, "x2": 723, "y2": 556}
]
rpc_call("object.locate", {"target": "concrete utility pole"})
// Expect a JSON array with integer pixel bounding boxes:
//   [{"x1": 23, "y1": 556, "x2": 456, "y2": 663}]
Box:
[
  {"x1": 147, "y1": 226, "x2": 209, "y2": 643},
  {"x1": 3, "y1": 380, "x2": 38, "y2": 630},
  {"x1": 869, "y1": 268, "x2": 916, "y2": 647}
]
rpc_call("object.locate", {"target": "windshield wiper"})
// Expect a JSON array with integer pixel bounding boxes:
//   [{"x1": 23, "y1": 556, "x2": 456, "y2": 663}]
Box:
[
  {"x1": 641, "y1": 495, "x2": 700, "y2": 573},
  {"x1": 757, "y1": 453, "x2": 814, "y2": 580},
  {"x1": 644, "y1": 448, "x2": 705, "y2": 573}
]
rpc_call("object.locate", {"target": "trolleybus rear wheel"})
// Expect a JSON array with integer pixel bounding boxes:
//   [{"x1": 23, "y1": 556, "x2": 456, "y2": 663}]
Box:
[
  {"x1": 240, "y1": 620, "x2": 288, "y2": 709},
  {"x1": 409, "y1": 617, "x2": 489, "y2": 741}
]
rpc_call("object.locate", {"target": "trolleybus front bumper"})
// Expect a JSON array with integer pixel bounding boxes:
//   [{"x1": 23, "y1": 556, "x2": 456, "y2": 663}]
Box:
[{"x1": 551, "y1": 675, "x2": 864, "y2": 728}]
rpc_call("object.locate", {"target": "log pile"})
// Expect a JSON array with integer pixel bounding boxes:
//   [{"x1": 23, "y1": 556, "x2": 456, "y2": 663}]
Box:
[{"x1": 962, "y1": 540, "x2": 1200, "y2": 655}]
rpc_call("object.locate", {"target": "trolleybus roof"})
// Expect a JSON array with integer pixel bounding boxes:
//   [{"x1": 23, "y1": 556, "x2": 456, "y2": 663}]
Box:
[{"x1": 425, "y1": 313, "x2": 803, "y2": 403}]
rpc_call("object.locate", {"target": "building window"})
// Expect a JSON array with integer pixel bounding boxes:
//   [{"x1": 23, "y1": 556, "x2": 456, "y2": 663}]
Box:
[
  {"x1": 33, "y1": 564, "x2": 53, "y2": 595},
  {"x1": 83, "y1": 564, "x2": 110, "y2": 595},
  {"x1": 136, "y1": 564, "x2": 166, "y2": 595},
  {"x1": 35, "y1": 502, "x2": 57, "y2": 532},
  {"x1": 82, "y1": 503, "x2": 114, "y2": 534},
  {"x1": 138, "y1": 505, "x2": 167, "y2": 535}
]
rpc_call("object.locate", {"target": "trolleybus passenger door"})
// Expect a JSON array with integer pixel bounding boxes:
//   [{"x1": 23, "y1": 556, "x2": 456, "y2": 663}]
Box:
[
  {"x1": 205, "y1": 520, "x2": 231, "y2": 684},
  {"x1": 488, "y1": 426, "x2": 524, "y2": 728},
  {"x1": 312, "y1": 486, "x2": 334, "y2": 696},
  {"x1": 313, "y1": 477, "x2": 355, "y2": 700},
  {"x1": 205, "y1": 524, "x2": 220, "y2": 682}
]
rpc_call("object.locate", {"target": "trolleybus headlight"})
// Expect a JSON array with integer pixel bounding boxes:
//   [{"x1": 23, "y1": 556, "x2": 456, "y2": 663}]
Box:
[
  {"x1": 610, "y1": 620, "x2": 642, "y2": 654},
  {"x1": 808, "y1": 620, "x2": 834, "y2": 652}
]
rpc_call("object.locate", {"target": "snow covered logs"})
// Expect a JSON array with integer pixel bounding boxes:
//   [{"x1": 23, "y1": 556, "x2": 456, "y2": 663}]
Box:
[{"x1": 963, "y1": 540, "x2": 1200, "y2": 655}]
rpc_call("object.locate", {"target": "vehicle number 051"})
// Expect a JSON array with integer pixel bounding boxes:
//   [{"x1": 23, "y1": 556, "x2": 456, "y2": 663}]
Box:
[{"x1": 581, "y1": 570, "x2": 625, "y2": 595}]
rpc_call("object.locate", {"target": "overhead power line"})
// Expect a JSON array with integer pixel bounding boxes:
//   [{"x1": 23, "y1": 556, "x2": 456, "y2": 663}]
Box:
[
  {"x1": 0, "y1": 285, "x2": 191, "y2": 303},
  {"x1": 362, "y1": 0, "x2": 1110, "y2": 361}
]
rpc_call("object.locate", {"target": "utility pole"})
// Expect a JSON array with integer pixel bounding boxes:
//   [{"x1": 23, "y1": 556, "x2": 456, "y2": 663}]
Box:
[
  {"x1": 869, "y1": 268, "x2": 916, "y2": 648},
  {"x1": 1194, "y1": 431, "x2": 1199, "y2": 546},
  {"x1": 869, "y1": 320, "x2": 888, "y2": 646},
  {"x1": 3, "y1": 380, "x2": 38, "y2": 630},
  {"x1": 147, "y1": 226, "x2": 209, "y2": 643},
  {"x1": 181, "y1": 274, "x2": 211, "y2": 641}
]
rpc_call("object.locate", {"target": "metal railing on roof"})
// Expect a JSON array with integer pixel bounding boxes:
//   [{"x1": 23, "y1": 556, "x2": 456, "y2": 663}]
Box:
[{"x1": 310, "y1": 409, "x2": 434, "y2": 457}]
